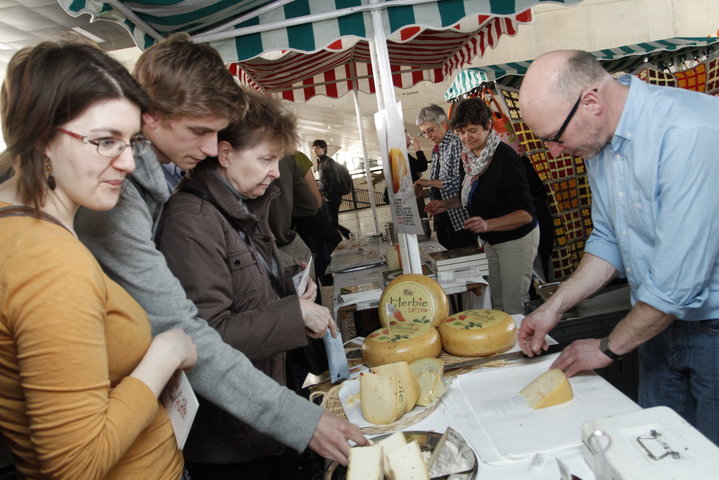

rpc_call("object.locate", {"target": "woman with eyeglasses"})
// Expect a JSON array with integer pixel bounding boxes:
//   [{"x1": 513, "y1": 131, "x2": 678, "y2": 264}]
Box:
[
  {"x1": 0, "y1": 41, "x2": 196, "y2": 479},
  {"x1": 425, "y1": 98, "x2": 539, "y2": 314}
]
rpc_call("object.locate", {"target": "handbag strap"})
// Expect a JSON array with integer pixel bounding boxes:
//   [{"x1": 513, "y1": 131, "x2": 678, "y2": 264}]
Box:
[
  {"x1": 178, "y1": 186, "x2": 289, "y2": 298},
  {"x1": 0, "y1": 205, "x2": 70, "y2": 232}
]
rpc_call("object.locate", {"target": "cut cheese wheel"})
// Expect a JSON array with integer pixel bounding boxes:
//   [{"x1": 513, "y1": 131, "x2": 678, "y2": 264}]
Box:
[
  {"x1": 519, "y1": 368, "x2": 574, "y2": 409},
  {"x1": 360, "y1": 372, "x2": 409, "y2": 425},
  {"x1": 438, "y1": 309, "x2": 516, "y2": 357},
  {"x1": 379, "y1": 274, "x2": 448, "y2": 329},
  {"x1": 362, "y1": 323, "x2": 442, "y2": 367},
  {"x1": 371, "y1": 361, "x2": 420, "y2": 411},
  {"x1": 409, "y1": 358, "x2": 445, "y2": 406},
  {"x1": 387, "y1": 440, "x2": 429, "y2": 480},
  {"x1": 347, "y1": 444, "x2": 383, "y2": 480},
  {"x1": 376, "y1": 431, "x2": 407, "y2": 478}
]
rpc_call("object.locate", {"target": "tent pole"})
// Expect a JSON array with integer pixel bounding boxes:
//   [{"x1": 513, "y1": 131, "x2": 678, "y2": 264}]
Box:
[
  {"x1": 105, "y1": 0, "x2": 164, "y2": 42},
  {"x1": 351, "y1": 86, "x2": 380, "y2": 235},
  {"x1": 369, "y1": 0, "x2": 422, "y2": 275}
]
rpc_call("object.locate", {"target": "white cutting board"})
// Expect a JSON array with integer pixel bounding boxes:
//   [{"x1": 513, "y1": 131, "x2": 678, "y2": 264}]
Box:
[{"x1": 445, "y1": 354, "x2": 640, "y2": 464}]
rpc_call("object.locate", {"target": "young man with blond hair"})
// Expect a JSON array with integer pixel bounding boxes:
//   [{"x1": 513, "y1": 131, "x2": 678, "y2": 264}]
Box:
[{"x1": 75, "y1": 33, "x2": 366, "y2": 467}]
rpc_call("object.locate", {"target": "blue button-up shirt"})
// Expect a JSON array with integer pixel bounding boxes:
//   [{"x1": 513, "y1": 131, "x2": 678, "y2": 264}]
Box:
[{"x1": 585, "y1": 75, "x2": 719, "y2": 320}]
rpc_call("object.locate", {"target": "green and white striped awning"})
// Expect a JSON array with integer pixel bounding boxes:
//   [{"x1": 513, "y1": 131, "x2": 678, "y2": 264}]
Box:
[
  {"x1": 58, "y1": 0, "x2": 583, "y2": 63},
  {"x1": 445, "y1": 37, "x2": 719, "y2": 99}
]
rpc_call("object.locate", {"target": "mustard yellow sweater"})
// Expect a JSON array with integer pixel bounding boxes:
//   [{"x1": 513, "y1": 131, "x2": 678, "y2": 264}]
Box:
[{"x1": 0, "y1": 204, "x2": 182, "y2": 479}]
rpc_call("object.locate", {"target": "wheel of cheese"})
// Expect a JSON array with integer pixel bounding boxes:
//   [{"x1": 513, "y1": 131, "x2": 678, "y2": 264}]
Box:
[
  {"x1": 379, "y1": 273, "x2": 448, "y2": 329},
  {"x1": 362, "y1": 323, "x2": 442, "y2": 367},
  {"x1": 519, "y1": 368, "x2": 573, "y2": 409},
  {"x1": 438, "y1": 309, "x2": 516, "y2": 357}
]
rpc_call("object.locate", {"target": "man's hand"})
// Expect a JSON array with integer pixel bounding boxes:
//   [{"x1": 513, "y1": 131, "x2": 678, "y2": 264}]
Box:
[
  {"x1": 518, "y1": 306, "x2": 561, "y2": 356},
  {"x1": 309, "y1": 411, "x2": 368, "y2": 466},
  {"x1": 550, "y1": 338, "x2": 613, "y2": 377}
]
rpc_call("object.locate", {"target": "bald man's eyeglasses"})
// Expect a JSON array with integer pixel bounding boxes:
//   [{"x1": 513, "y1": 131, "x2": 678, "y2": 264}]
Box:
[{"x1": 544, "y1": 88, "x2": 597, "y2": 144}]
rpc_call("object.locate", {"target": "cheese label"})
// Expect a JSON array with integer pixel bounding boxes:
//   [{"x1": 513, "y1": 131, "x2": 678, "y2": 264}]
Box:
[
  {"x1": 444, "y1": 309, "x2": 508, "y2": 330},
  {"x1": 367, "y1": 322, "x2": 430, "y2": 343},
  {"x1": 379, "y1": 274, "x2": 448, "y2": 328}
]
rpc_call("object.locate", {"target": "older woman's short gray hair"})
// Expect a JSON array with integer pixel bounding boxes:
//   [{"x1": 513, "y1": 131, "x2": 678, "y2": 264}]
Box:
[{"x1": 416, "y1": 104, "x2": 447, "y2": 126}]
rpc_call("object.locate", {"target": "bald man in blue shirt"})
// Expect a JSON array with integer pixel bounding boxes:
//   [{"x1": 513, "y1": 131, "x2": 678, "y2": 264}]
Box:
[{"x1": 518, "y1": 50, "x2": 719, "y2": 444}]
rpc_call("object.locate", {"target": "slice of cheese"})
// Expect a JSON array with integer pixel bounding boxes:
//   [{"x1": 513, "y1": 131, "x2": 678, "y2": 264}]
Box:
[
  {"x1": 438, "y1": 309, "x2": 516, "y2": 357},
  {"x1": 387, "y1": 440, "x2": 429, "y2": 480},
  {"x1": 376, "y1": 431, "x2": 407, "y2": 479},
  {"x1": 519, "y1": 368, "x2": 574, "y2": 409},
  {"x1": 379, "y1": 274, "x2": 449, "y2": 328},
  {"x1": 371, "y1": 361, "x2": 420, "y2": 411},
  {"x1": 347, "y1": 444, "x2": 383, "y2": 480},
  {"x1": 409, "y1": 358, "x2": 445, "y2": 406},
  {"x1": 360, "y1": 372, "x2": 409, "y2": 425},
  {"x1": 362, "y1": 323, "x2": 442, "y2": 367}
]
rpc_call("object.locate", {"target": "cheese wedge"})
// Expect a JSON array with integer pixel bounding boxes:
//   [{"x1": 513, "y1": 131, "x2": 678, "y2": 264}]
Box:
[
  {"x1": 379, "y1": 274, "x2": 449, "y2": 328},
  {"x1": 519, "y1": 368, "x2": 574, "y2": 409},
  {"x1": 362, "y1": 323, "x2": 442, "y2": 367},
  {"x1": 409, "y1": 358, "x2": 445, "y2": 406},
  {"x1": 347, "y1": 444, "x2": 382, "y2": 480},
  {"x1": 376, "y1": 431, "x2": 407, "y2": 479},
  {"x1": 438, "y1": 309, "x2": 516, "y2": 357},
  {"x1": 360, "y1": 372, "x2": 409, "y2": 424},
  {"x1": 371, "y1": 361, "x2": 420, "y2": 411},
  {"x1": 387, "y1": 440, "x2": 429, "y2": 480}
]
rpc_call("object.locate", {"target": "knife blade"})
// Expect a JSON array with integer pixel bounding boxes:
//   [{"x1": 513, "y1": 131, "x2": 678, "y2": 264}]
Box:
[{"x1": 443, "y1": 343, "x2": 564, "y2": 372}]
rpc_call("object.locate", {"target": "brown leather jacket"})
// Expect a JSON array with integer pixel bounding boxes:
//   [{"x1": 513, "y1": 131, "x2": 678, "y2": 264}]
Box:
[{"x1": 156, "y1": 165, "x2": 307, "y2": 464}]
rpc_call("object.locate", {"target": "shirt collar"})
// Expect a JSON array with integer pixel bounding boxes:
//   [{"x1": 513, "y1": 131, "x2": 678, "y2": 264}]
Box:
[{"x1": 609, "y1": 74, "x2": 641, "y2": 152}]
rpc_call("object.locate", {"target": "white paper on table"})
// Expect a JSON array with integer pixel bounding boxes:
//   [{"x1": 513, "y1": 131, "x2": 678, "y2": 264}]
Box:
[
  {"x1": 160, "y1": 370, "x2": 199, "y2": 450},
  {"x1": 450, "y1": 355, "x2": 640, "y2": 463}
]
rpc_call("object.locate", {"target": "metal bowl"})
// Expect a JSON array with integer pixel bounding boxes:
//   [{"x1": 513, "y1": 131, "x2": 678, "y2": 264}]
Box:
[{"x1": 324, "y1": 430, "x2": 478, "y2": 479}]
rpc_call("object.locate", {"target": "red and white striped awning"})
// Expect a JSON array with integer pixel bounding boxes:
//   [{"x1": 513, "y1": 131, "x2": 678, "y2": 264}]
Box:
[{"x1": 230, "y1": 10, "x2": 532, "y2": 102}]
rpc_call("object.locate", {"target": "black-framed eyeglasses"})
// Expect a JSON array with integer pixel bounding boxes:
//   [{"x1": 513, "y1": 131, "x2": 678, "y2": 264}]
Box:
[
  {"x1": 545, "y1": 88, "x2": 597, "y2": 144},
  {"x1": 55, "y1": 127, "x2": 151, "y2": 158},
  {"x1": 420, "y1": 127, "x2": 437, "y2": 137}
]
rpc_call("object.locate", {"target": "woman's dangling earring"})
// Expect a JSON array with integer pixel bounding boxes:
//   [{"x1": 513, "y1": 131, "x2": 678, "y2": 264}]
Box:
[{"x1": 45, "y1": 163, "x2": 56, "y2": 191}]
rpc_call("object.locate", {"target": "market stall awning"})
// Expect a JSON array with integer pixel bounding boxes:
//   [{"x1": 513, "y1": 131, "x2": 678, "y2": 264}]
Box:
[
  {"x1": 59, "y1": 1, "x2": 581, "y2": 61},
  {"x1": 445, "y1": 37, "x2": 719, "y2": 99},
  {"x1": 229, "y1": 10, "x2": 534, "y2": 102}
]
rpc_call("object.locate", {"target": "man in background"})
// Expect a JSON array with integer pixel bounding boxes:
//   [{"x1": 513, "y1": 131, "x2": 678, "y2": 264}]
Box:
[{"x1": 312, "y1": 139, "x2": 351, "y2": 239}]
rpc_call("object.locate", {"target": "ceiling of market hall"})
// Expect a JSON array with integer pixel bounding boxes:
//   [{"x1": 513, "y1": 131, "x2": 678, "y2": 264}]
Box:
[{"x1": 1, "y1": 0, "x2": 717, "y2": 167}]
